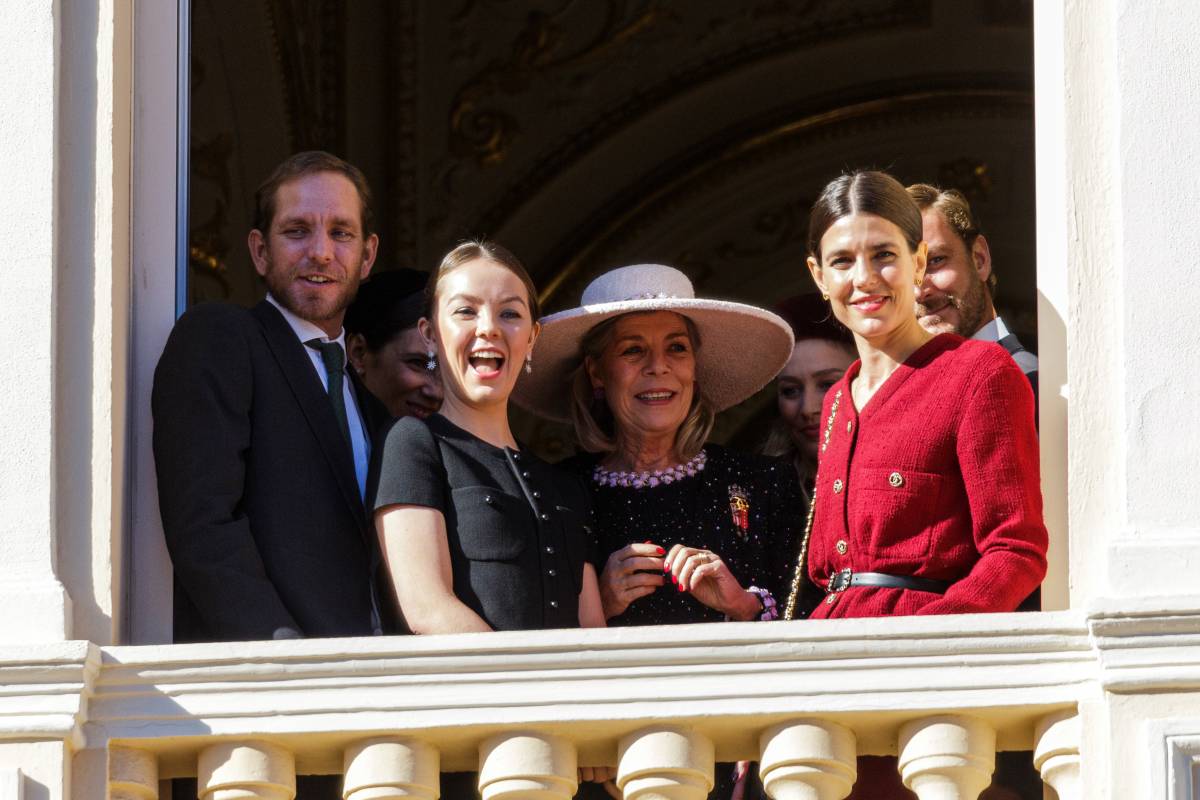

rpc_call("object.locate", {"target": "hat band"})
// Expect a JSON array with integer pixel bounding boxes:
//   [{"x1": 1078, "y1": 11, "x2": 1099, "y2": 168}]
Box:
[{"x1": 625, "y1": 291, "x2": 681, "y2": 301}]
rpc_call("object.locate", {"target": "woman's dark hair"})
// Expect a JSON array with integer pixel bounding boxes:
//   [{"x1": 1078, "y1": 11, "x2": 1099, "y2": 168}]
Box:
[
  {"x1": 806, "y1": 170, "x2": 922, "y2": 261},
  {"x1": 773, "y1": 293, "x2": 854, "y2": 347},
  {"x1": 426, "y1": 240, "x2": 540, "y2": 321},
  {"x1": 343, "y1": 269, "x2": 429, "y2": 351}
]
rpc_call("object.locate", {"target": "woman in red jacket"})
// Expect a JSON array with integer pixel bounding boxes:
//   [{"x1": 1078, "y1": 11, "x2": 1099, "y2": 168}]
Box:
[
  {"x1": 784, "y1": 171, "x2": 1048, "y2": 798},
  {"x1": 784, "y1": 170, "x2": 1047, "y2": 622}
]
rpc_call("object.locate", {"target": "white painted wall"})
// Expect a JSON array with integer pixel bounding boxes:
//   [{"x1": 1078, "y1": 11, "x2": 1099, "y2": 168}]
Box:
[{"x1": 0, "y1": 0, "x2": 73, "y2": 643}]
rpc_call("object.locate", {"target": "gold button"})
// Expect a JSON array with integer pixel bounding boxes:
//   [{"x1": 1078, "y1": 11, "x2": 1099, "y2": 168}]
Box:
[
  {"x1": 833, "y1": 478, "x2": 844, "y2": 494},
  {"x1": 889, "y1": 471, "x2": 904, "y2": 488},
  {"x1": 846, "y1": 419, "x2": 854, "y2": 434},
  {"x1": 836, "y1": 539, "x2": 848, "y2": 555}
]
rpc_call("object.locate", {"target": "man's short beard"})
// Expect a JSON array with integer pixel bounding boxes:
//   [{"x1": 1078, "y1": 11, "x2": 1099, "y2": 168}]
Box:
[
  {"x1": 917, "y1": 271, "x2": 991, "y2": 337},
  {"x1": 953, "y1": 271, "x2": 991, "y2": 336}
]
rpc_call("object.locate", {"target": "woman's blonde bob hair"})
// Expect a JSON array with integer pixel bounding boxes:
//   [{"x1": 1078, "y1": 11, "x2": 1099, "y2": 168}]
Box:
[{"x1": 568, "y1": 311, "x2": 715, "y2": 458}]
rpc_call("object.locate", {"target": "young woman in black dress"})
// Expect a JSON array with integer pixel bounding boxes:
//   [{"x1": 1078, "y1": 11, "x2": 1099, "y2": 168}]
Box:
[{"x1": 373, "y1": 241, "x2": 605, "y2": 634}]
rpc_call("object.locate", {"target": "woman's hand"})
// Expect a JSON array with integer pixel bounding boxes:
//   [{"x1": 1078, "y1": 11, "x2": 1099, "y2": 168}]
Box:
[
  {"x1": 663, "y1": 544, "x2": 762, "y2": 620},
  {"x1": 599, "y1": 541, "x2": 666, "y2": 619}
]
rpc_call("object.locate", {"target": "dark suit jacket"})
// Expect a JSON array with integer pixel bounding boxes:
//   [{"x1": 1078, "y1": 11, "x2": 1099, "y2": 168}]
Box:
[{"x1": 152, "y1": 300, "x2": 391, "y2": 642}]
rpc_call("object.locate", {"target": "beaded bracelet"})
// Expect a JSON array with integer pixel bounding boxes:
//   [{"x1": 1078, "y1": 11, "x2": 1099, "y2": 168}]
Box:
[{"x1": 748, "y1": 585, "x2": 779, "y2": 621}]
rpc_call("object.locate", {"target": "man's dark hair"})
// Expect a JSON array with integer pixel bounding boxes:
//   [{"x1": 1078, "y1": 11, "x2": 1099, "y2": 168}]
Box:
[
  {"x1": 907, "y1": 182, "x2": 997, "y2": 294},
  {"x1": 253, "y1": 150, "x2": 375, "y2": 238}
]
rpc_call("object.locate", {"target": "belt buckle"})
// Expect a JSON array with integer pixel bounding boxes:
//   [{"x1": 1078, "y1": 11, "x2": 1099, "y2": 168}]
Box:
[{"x1": 828, "y1": 568, "x2": 852, "y2": 593}]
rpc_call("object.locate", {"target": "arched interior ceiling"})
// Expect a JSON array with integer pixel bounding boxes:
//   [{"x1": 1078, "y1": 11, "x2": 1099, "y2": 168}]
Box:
[{"x1": 188, "y1": 0, "x2": 1034, "y2": 454}]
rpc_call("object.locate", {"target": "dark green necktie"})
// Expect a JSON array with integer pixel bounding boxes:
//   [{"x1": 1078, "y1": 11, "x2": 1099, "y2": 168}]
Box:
[{"x1": 306, "y1": 339, "x2": 351, "y2": 446}]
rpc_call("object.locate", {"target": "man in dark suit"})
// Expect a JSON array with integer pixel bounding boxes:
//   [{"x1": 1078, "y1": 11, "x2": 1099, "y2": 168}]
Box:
[
  {"x1": 153, "y1": 151, "x2": 389, "y2": 643},
  {"x1": 907, "y1": 182, "x2": 1039, "y2": 401}
]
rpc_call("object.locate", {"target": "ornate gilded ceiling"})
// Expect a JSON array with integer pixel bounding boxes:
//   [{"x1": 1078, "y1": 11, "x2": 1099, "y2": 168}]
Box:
[{"x1": 187, "y1": 0, "x2": 1034, "y2": 448}]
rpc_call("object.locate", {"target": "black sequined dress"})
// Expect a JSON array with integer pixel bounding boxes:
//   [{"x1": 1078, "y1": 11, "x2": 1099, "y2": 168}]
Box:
[
  {"x1": 566, "y1": 444, "x2": 804, "y2": 626},
  {"x1": 565, "y1": 444, "x2": 806, "y2": 800}
]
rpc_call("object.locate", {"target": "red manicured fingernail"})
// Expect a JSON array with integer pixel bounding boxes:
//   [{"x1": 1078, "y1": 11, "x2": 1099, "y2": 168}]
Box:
[
  {"x1": 670, "y1": 574, "x2": 677, "y2": 584},
  {"x1": 655, "y1": 547, "x2": 665, "y2": 555},
  {"x1": 663, "y1": 563, "x2": 670, "y2": 573},
  {"x1": 643, "y1": 539, "x2": 653, "y2": 544},
  {"x1": 677, "y1": 583, "x2": 686, "y2": 592}
]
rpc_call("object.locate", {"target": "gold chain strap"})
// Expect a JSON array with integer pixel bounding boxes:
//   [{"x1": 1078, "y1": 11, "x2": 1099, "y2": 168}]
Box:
[{"x1": 783, "y1": 389, "x2": 842, "y2": 620}]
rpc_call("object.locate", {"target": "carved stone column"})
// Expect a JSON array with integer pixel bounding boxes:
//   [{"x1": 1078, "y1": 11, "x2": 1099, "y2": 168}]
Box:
[
  {"x1": 617, "y1": 725, "x2": 714, "y2": 800},
  {"x1": 478, "y1": 731, "x2": 577, "y2": 800},
  {"x1": 759, "y1": 719, "x2": 856, "y2": 800},
  {"x1": 108, "y1": 746, "x2": 158, "y2": 800},
  {"x1": 897, "y1": 715, "x2": 994, "y2": 800},
  {"x1": 197, "y1": 741, "x2": 295, "y2": 800},
  {"x1": 1034, "y1": 710, "x2": 1080, "y2": 800},
  {"x1": 344, "y1": 737, "x2": 440, "y2": 800}
]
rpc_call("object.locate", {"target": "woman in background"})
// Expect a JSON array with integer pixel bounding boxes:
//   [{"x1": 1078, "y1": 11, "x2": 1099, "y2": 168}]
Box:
[
  {"x1": 344, "y1": 268, "x2": 443, "y2": 420},
  {"x1": 760, "y1": 293, "x2": 856, "y2": 499}
]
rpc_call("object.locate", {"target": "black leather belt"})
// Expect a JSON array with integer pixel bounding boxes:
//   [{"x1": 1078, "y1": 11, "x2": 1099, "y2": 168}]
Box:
[{"x1": 826, "y1": 568, "x2": 950, "y2": 595}]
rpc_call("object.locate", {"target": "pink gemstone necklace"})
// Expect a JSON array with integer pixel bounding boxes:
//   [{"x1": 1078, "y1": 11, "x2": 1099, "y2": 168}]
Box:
[{"x1": 592, "y1": 450, "x2": 708, "y2": 488}]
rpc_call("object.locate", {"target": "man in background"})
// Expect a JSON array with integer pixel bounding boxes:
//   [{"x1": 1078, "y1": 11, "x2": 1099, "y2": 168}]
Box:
[{"x1": 907, "y1": 182, "x2": 1038, "y2": 399}]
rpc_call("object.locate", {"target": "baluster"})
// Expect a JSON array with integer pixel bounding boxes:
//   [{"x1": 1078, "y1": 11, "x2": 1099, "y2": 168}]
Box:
[
  {"x1": 478, "y1": 731, "x2": 577, "y2": 800},
  {"x1": 617, "y1": 725, "x2": 713, "y2": 800},
  {"x1": 759, "y1": 719, "x2": 856, "y2": 800},
  {"x1": 897, "y1": 715, "x2": 994, "y2": 800},
  {"x1": 344, "y1": 737, "x2": 440, "y2": 800},
  {"x1": 1034, "y1": 710, "x2": 1081, "y2": 800},
  {"x1": 197, "y1": 741, "x2": 295, "y2": 800},
  {"x1": 108, "y1": 746, "x2": 158, "y2": 800}
]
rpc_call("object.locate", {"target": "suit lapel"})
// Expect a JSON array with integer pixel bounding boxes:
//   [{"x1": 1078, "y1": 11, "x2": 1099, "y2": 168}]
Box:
[
  {"x1": 251, "y1": 301, "x2": 366, "y2": 529},
  {"x1": 997, "y1": 332, "x2": 1026, "y2": 357}
]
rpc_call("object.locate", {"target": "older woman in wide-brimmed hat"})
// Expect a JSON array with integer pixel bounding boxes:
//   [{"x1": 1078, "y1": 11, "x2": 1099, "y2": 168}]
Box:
[
  {"x1": 515, "y1": 264, "x2": 804, "y2": 627},
  {"x1": 516, "y1": 264, "x2": 802, "y2": 798}
]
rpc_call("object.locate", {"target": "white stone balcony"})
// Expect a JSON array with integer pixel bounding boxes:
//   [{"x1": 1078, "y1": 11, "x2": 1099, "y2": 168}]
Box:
[{"x1": 18, "y1": 600, "x2": 1200, "y2": 799}]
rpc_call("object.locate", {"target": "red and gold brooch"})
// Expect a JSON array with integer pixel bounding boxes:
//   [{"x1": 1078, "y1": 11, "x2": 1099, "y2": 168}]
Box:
[{"x1": 728, "y1": 484, "x2": 750, "y2": 537}]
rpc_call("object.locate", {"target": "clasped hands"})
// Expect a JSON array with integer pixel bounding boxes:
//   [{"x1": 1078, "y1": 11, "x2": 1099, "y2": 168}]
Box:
[{"x1": 598, "y1": 540, "x2": 761, "y2": 621}]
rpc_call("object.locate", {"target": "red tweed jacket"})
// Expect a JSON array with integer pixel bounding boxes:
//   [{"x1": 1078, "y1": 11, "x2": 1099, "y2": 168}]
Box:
[{"x1": 806, "y1": 333, "x2": 1047, "y2": 619}]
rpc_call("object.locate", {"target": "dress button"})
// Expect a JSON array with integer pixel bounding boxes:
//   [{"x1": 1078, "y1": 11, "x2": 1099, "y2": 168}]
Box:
[
  {"x1": 545, "y1": 545, "x2": 555, "y2": 554},
  {"x1": 846, "y1": 419, "x2": 854, "y2": 434},
  {"x1": 512, "y1": 452, "x2": 520, "y2": 461},
  {"x1": 484, "y1": 495, "x2": 493, "y2": 505},
  {"x1": 549, "y1": 600, "x2": 559, "y2": 609},
  {"x1": 548, "y1": 568, "x2": 557, "y2": 577},
  {"x1": 889, "y1": 471, "x2": 905, "y2": 488},
  {"x1": 532, "y1": 490, "x2": 541, "y2": 499},
  {"x1": 836, "y1": 539, "x2": 848, "y2": 555},
  {"x1": 540, "y1": 512, "x2": 550, "y2": 521},
  {"x1": 522, "y1": 470, "x2": 530, "y2": 478},
  {"x1": 833, "y1": 479, "x2": 844, "y2": 494}
]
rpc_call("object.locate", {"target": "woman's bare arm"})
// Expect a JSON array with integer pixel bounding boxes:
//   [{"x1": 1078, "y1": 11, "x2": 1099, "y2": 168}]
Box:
[
  {"x1": 578, "y1": 563, "x2": 607, "y2": 628},
  {"x1": 376, "y1": 504, "x2": 493, "y2": 634}
]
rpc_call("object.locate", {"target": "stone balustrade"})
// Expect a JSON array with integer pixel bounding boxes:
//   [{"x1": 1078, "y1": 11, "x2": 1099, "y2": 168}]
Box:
[{"x1": 24, "y1": 600, "x2": 1200, "y2": 798}]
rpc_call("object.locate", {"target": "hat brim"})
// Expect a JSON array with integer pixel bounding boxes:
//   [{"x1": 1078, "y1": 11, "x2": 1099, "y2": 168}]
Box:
[{"x1": 511, "y1": 297, "x2": 795, "y2": 423}]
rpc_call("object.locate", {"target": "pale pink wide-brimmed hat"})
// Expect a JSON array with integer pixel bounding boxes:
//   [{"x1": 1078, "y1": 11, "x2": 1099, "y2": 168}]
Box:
[{"x1": 512, "y1": 264, "x2": 794, "y2": 422}]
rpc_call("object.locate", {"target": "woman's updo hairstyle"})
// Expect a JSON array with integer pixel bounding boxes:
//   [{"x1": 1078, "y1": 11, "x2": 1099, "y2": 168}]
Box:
[
  {"x1": 806, "y1": 170, "x2": 923, "y2": 262},
  {"x1": 425, "y1": 239, "x2": 540, "y2": 321}
]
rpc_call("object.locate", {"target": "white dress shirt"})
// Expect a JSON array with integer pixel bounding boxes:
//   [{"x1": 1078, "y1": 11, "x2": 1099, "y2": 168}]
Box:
[
  {"x1": 973, "y1": 315, "x2": 1039, "y2": 375},
  {"x1": 266, "y1": 294, "x2": 370, "y2": 498}
]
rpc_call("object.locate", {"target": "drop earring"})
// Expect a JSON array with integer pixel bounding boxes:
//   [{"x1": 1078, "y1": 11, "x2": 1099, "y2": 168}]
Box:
[
  {"x1": 821, "y1": 292, "x2": 830, "y2": 301},
  {"x1": 524, "y1": 353, "x2": 533, "y2": 374},
  {"x1": 426, "y1": 350, "x2": 437, "y2": 371}
]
